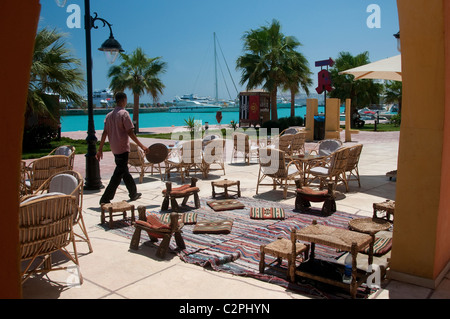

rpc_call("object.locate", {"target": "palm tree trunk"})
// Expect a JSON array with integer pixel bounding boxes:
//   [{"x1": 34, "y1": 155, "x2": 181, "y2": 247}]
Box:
[
  {"x1": 133, "y1": 94, "x2": 140, "y2": 133},
  {"x1": 271, "y1": 89, "x2": 278, "y2": 121},
  {"x1": 290, "y1": 89, "x2": 296, "y2": 118}
]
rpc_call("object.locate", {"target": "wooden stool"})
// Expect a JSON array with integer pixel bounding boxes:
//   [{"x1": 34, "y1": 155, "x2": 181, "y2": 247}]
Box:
[
  {"x1": 295, "y1": 181, "x2": 336, "y2": 216},
  {"x1": 259, "y1": 233, "x2": 309, "y2": 282},
  {"x1": 101, "y1": 201, "x2": 135, "y2": 228},
  {"x1": 373, "y1": 200, "x2": 395, "y2": 222},
  {"x1": 161, "y1": 177, "x2": 200, "y2": 211},
  {"x1": 211, "y1": 179, "x2": 241, "y2": 198}
]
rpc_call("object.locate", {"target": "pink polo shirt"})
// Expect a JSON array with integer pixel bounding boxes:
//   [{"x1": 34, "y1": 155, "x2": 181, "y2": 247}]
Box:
[{"x1": 104, "y1": 106, "x2": 134, "y2": 154}]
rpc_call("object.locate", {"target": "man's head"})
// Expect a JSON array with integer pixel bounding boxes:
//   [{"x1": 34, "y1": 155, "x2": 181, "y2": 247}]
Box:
[{"x1": 115, "y1": 92, "x2": 127, "y2": 107}]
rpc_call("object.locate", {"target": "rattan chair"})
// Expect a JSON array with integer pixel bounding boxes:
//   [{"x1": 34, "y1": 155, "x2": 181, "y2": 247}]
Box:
[
  {"x1": 25, "y1": 155, "x2": 71, "y2": 193},
  {"x1": 202, "y1": 138, "x2": 226, "y2": 178},
  {"x1": 340, "y1": 144, "x2": 363, "y2": 191},
  {"x1": 23, "y1": 170, "x2": 93, "y2": 253},
  {"x1": 269, "y1": 134, "x2": 295, "y2": 156},
  {"x1": 165, "y1": 140, "x2": 203, "y2": 183},
  {"x1": 256, "y1": 148, "x2": 302, "y2": 199},
  {"x1": 48, "y1": 145, "x2": 76, "y2": 170},
  {"x1": 19, "y1": 194, "x2": 82, "y2": 284},
  {"x1": 129, "y1": 143, "x2": 168, "y2": 183},
  {"x1": 310, "y1": 139, "x2": 343, "y2": 156},
  {"x1": 231, "y1": 132, "x2": 249, "y2": 164},
  {"x1": 307, "y1": 147, "x2": 350, "y2": 191},
  {"x1": 291, "y1": 131, "x2": 307, "y2": 156}
]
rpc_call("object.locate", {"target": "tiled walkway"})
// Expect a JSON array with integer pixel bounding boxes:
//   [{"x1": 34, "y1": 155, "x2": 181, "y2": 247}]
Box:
[{"x1": 20, "y1": 127, "x2": 450, "y2": 299}]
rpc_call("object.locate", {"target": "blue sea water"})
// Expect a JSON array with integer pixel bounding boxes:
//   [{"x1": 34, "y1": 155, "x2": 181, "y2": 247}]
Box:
[{"x1": 60, "y1": 105, "x2": 337, "y2": 132}]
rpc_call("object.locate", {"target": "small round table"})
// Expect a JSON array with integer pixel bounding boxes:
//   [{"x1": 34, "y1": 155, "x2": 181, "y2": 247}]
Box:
[{"x1": 211, "y1": 179, "x2": 241, "y2": 198}]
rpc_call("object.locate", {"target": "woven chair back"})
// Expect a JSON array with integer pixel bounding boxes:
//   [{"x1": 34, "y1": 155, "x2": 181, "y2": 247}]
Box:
[
  {"x1": 19, "y1": 194, "x2": 76, "y2": 260},
  {"x1": 278, "y1": 134, "x2": 294, "y2": 154},
  {"x1": 259, "y1": 148, "x2": 287, "y2": 178},
  {"x1": 328, "y1": 147, "x2": 350, "y2": 176},
  {"x1": 291, "y1": 132, "x2": 306, "y2": 155},
  {"x1": 49, "y1": 145, "x2": 76, "y2": 170},
  {"x1": 318, "y1": 139, "x2": 343, "y2": 156},
  {"x1": 346, "y1": 144, "x2": 363, "y2": 171},
  {"x1": 28, "y1": 155, "x2": 70, "y2": 191},
  {"x1": 180, "y1": 139, "x2": 203, "y2": 164},
  {"x1": 232, "y1": 132, "x2": 249, "y2": 153},
  {"x1": 203, "y1": 138, "x2": 225, "y2": 163},
  {"x1": 128, "y1": 143, "x2": 144, "y2": 167}
]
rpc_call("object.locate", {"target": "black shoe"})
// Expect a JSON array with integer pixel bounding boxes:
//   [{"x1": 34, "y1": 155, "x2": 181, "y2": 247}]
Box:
[
  {"x1": 100, "y1": 200, "x2": 110, "y2": 206},
  {"x1": 130, "y1": 192, "x2": 142, "y2": 201}
]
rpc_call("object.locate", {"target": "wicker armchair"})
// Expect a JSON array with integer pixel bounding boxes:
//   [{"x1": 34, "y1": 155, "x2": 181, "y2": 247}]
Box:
[
  {"x1": 307, "y1": 147, "x2": 350, "y2": 192},
  {"x1": 231, "y1": 132, "x2": 250, "y2": 164},
  {"x1": 165, "y1": 140, "x2": 203, "y2": 183},
  {"x1": 291, "y1": 131, "x2": 307, "y2": 156},
  {"x1": 129, "y1": 143, "x2": 168, "y2": 183},
  {"x1": 310, "y1": 139, "x2": 343, "y2": 156},
  {"x1": 24, "y1": 155, "x2": 71, "y2": 193},
  {"x1": 23, "y1": 170, "x2": 93, "y2": 253},
  {"x1": 269, "y1": 134, "x2": 295, "y2": 156},
  {"x1": 19, "y1": 194, "x2": 82, "y2": 284},
  {"x1": 340, "y1": 144, "x2": 363, "y2": 191},
  {"x1": 202, "y1": 138, "x2": 226, "y2": 178},
  {"x1": 256, "y1": 148, "x2": 302, "y2": 199},
  {"x1": 48, "y1": 145, "x2": 76, "y2": 170}
]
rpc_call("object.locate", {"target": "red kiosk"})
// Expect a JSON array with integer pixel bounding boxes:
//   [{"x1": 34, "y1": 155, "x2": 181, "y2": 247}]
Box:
[{"x1": 238, "y1": 90, "x2": 271, "y2": 127}]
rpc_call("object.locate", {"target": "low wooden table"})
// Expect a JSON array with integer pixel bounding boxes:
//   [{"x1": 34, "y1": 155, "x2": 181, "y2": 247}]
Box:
[
  {"x1": 373, "y1": 200, "x2": 395, "y2": 222},
  {"x1": 211, "y1": 179, "x2": 241, "y2": 198},
  {"x1": 294, "y1": 220, "x2": 374, "y2": 298},
  {"x1": 101, "y1": 201, "x2": 135, "y2": 229}
]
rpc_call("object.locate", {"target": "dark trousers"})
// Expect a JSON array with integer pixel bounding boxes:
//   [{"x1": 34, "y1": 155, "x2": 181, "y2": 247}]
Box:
[{"x1": 100, "y1": 152, "x2": 137, "y2": 203}]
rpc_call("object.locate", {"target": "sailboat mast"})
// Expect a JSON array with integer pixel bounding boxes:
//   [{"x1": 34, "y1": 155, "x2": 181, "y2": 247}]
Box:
[{"x1": 214, "y1": 32, "x2": 218, "y2": 104}]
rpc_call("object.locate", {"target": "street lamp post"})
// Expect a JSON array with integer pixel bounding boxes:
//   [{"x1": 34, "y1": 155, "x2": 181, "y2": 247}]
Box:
[{"x1": 83, "y1": 0, "x2": 123, "y2": 190}]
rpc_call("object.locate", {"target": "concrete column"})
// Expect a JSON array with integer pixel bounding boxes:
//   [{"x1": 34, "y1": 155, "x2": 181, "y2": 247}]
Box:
[
  {"x1": 0, "y1": 0, "x2": 41, "y2": 298},
  {"x1": 305, "y1": 99, "x2": 318, "y2": 142},
  {"x1": 324, "y1": 98, "x2": 341, "y2": 140},
  {"x1": 389, "y1": 0, "x2": 450, "y2": 288}
]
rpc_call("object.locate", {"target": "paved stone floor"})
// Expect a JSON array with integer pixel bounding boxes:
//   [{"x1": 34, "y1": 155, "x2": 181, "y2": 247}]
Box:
[{"x1": 20, "y1": 127, "x2": 450, "y2": 300}]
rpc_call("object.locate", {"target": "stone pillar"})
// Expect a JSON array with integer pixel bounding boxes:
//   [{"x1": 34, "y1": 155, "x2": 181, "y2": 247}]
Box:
[
  {"x1": 324, "y1": 98, "x2": 340, "y2": 140},
  {"x1": 0, "y1": 0, "x2": 41, "y2": 298},
  {"x1": 305, "y1": 99, "x2": 318, "y2": 142},
  {"x1": 389, "y1": 0, "x2": 450, "y2": 288}
]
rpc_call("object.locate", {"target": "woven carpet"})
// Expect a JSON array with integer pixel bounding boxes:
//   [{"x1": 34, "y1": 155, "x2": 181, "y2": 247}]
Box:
[{"x1": 100, "y1": 197, "x2": 378, "y2": 299}]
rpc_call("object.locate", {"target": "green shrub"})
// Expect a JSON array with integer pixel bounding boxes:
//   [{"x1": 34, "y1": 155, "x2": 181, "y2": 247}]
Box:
[
  {"x1": 261, "y1": 116, "x2": 304, "y2": 134},
  {"x1": 22, "y1": 124, "x2": 59, "y2": 151}
]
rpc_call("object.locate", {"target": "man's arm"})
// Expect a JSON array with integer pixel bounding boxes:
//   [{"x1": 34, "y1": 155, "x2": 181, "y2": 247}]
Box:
[
  {"x1": 96, "y1": 130, "x2": 108, "y2": 161},
  {"x1": 128, "y1": 129, "x2": 149, "y2": 154}
]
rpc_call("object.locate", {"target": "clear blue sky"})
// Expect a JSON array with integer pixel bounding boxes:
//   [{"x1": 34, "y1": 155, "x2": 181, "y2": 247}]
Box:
[{"x1": 39, "y1": 0, "x2": 400, "y2": 103}]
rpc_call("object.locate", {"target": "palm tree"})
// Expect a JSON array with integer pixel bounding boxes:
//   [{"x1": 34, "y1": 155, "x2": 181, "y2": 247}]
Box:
[
  {"x1": 384, "y1": 81, "x2": 402, "y2": 114},
  {"x1": 328, "y1": 51, "x2": 383, "y2": 125},
  {"x1": 28, "y1": 27, "x2": 85, "y2": 118},
  {"x1": 281, "y1": 50, "x2": 313, "y2": 117},
  {"x1": 108, "y1": 47, "x2": 167, "y2": 132},
  {"x1": 236, "y1": 19, "x2": 306, "y2": 121}
]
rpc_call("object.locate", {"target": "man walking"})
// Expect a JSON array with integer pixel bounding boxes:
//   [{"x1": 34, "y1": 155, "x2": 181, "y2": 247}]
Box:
[{"x1": 96, "y1": 92, "x2": 149, "y2": 205}]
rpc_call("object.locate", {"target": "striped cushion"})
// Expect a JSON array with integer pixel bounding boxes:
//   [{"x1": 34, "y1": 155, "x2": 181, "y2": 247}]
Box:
[
  {"x1": 160, "y1": 212, "x2": 197, "y2": 225},
  {"x1": 250, "y1": 207, "x2": 285, "y2": 220},
  {"x1": 361, "y1": 237, "x2": 392, "y2": 256}
]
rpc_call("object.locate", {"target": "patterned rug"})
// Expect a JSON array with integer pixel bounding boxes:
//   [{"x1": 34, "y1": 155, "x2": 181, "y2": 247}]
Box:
[{"x1": 99, "y1": 196, "x2": 378, "y2": 299}]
